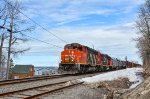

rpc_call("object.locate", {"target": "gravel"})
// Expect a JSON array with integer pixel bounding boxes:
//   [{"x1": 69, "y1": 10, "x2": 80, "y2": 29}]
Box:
[
  {"x1": 42, "y1": 84, "x2": 109, "y2": 99},
  {"x1": 40, "y1": 78, "x2": 132, "y2": 99},
  {"x1": 0, "y1": 73, "x2": 102, "y2": 94}
]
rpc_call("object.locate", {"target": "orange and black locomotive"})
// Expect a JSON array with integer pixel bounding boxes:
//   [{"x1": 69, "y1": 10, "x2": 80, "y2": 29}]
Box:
[{"x1": 58, "y1": 43, "x2": 141, "y2": 74}]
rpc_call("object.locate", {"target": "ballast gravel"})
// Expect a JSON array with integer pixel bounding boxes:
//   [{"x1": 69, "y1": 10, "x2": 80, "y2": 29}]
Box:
[
  {"x1": 0, "y1": 73, "x2": 102, "y2": 94},
  {"x1": 42, "y1": 84, "x2": 108, "y2": 99}
]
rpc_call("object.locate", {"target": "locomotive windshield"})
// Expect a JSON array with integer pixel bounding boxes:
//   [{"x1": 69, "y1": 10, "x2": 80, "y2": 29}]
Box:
[
  {"x1": 64, "y1": 44, "x2": 83, "y2": 51},
  {"x1": 73, "y1": 46, "x2": 82, "y2": 51}
]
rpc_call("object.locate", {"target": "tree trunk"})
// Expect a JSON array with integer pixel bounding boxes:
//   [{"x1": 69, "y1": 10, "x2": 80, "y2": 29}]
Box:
[
  {"x1": 6, "y1": 30, "x2": 12, "y2": 80},
  {"x1": 6, "y1": 15, "x2": 13, "y2": 80},
  {"x1": 0, "y1": 28, "x2": 4, "y2": 79}
]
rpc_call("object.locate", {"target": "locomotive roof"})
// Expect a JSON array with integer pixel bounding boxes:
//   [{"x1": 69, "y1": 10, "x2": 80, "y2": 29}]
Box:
[
  {"x1": 85, "y1": 46, "x2": 99, "y2": 53},
  {"x1": 65, "y1": 43, "x2": 82, "y2": 47},
  {"x1": 65, "y1": 43, "x2": 99, "y2": 53}
]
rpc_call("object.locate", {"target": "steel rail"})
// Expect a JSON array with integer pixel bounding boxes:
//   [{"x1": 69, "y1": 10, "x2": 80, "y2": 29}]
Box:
[
  {"x1": 0, "y1": 75, "x2": 53, "y2": 83},
  {"x1": 0, "y1": 75, "x2": 69, "y2": 86},
  {"x1": 0, "y1": 81, "x2": 69, "y2": 97},
  {"x1": 24, "y1": 82, "x2": 83, "y2": 99}
]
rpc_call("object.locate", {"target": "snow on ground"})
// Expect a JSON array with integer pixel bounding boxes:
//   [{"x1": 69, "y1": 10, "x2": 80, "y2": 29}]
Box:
[{"x1": 79, "y1": 68, "x2": 144, "y2": 89}]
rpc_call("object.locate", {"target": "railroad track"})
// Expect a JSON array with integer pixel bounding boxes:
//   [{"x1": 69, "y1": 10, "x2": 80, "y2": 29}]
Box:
[
  {"x1": 0, "y1": 80, "x2": 83, "y2": 99},
  {"x1": 0, "y1": 71, "x2": 119, "y2": 98},
  {"x1": 0, "y1": 74, "x2": 70, "y2": 86},
  {"x1": 0, "y1": 69, "x2": 120, "y2": 87}
]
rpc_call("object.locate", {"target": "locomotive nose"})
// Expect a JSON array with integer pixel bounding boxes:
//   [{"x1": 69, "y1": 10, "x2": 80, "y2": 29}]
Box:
[
  {"x1": 69, "y1": 50, "x2": 76, "y2": 62},
  {"x1": 61, "y1": 49, "x2": 82, "y2": 64}
]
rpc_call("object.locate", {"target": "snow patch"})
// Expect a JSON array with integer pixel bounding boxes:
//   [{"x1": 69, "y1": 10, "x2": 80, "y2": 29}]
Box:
[{"x1": 78, "y1": 68, "x2": 144, "y2": 89}]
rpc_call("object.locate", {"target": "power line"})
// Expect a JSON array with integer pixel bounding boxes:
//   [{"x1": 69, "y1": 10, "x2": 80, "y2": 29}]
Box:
[
  {"x1": 1, "y1": 0, "x2": 138, "y2": 51},
  {"x1": 19, "y1": 12, "x2": 68, "y2": 43},
  {"x1": 20, "y1": 33, "x2": 63, "y2": 49},
  {"x1": 3, "y1": 0, "x2": 68, "y2": 44},
  {"x1": 1, "y1": 25, "x2": 63, "y2": 49}
]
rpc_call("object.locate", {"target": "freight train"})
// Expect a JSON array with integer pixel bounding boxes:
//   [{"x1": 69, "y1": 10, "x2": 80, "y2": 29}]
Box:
[{"x1": 58, "y1": 43, "x2": 141, "y2": 74}]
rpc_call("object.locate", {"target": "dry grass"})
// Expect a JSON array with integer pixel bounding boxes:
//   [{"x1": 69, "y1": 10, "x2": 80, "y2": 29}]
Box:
[
  {"x1": 122, "y1": 77, "x2": 150, "y2": 99},
  {"x1": 85, "y1": 78, "x2": 132, "y2": 99},
  {"x1": 142, "y1": 66, "x2": 150, "y2": 79},
  {"x1": 88, "y1": 78, "x2": 132, "y2": 89}
]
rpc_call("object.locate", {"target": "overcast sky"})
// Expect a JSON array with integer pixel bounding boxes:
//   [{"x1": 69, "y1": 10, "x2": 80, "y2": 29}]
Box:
[{"x1": 12, "y1": 0, "x2": 144, "y2": 66}]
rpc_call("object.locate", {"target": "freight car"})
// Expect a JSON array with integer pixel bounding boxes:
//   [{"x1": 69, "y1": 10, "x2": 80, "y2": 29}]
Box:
[
  {"x1": 126, "y1": 61, "x2": 141, "y2": 68},
  {"x1": 58, "y1": 43, "x2": 140, "y2": 74}
]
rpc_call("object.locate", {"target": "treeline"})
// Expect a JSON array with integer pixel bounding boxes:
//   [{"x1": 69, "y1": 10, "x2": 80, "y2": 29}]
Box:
[
  {"x1": 0, "y1": 0, "x2": 34, "y2": 79},
  {"x1": 136, "y1": 0, "x2": 150, "y2": 75}
]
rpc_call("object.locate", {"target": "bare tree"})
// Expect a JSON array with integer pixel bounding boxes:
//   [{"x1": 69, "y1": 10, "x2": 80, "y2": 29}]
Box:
[
  {"x1": 0, "y1": 28, "x2": 5, "y2": 79},
  {"x1": 0, "y1": 1, "x2": 8, "y2": 79},
  {"x1": 136, "y1": 0, "x2": 150, "y2": 74},
  {"x1": 2, "y1": 0, "x2": 35, "y2": 79}
]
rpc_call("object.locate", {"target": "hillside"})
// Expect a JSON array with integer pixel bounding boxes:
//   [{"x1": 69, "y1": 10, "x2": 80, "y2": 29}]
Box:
[{"x1": 122, "y1": 76, "x2": 150, "y2": 99}]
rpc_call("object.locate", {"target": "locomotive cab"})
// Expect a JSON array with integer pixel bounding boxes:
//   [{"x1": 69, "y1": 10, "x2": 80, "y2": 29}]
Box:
[
  {"x1": 60, "y1": 43, "x2": 87, "y2": 64},
  {"x1": 59, "y1": 43, "x2": 87, "y2": 74}
]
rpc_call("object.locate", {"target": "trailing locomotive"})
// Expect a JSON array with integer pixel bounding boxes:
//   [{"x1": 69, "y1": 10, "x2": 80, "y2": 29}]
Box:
[{"x1": 58, "y1": 43, "x2": 141, "y2": 74}]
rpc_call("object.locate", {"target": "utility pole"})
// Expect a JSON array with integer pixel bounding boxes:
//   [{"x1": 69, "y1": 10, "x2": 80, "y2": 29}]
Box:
[
  {"x1": 92, "y1": 44, "x2": 94, "y2": 49},
  {"x1": 125, "y1": 56, "x2": 128, "y2": 67},
  {"x1": 0, "y1": 28, "x2": 5, "y2": 79}
]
